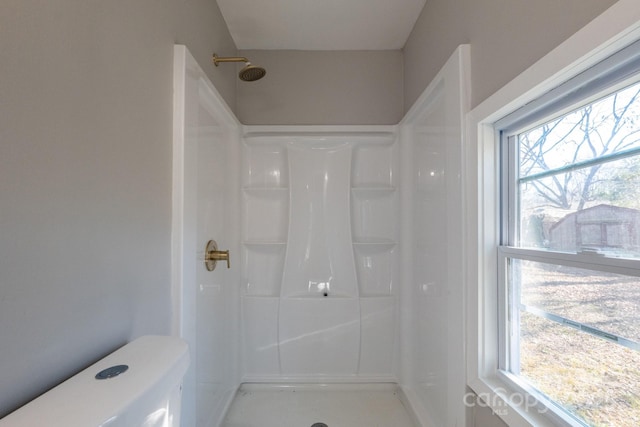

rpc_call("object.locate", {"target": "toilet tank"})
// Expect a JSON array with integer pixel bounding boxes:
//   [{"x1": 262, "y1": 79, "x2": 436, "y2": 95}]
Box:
[{"x1": 1, "y1": 335, "x2": 190, "y2": 427}]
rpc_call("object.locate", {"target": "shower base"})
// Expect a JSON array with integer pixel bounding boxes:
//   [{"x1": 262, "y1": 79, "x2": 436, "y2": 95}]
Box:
[{"x1": 220, "y1": 383, "x2": 419, "y2": 427}]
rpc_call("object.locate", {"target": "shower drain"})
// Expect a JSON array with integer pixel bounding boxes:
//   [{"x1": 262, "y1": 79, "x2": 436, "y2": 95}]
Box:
[{"x1": 311, "y1": 424, "x2": 328, "y2": 427}]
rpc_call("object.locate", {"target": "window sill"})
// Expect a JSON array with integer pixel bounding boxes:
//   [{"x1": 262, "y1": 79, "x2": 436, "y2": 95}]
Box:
[{"x1": 468, "y1": 375, "x2": 564, "y2": 427}]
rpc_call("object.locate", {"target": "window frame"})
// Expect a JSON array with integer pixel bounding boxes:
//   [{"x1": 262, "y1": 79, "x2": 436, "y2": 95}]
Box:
[
  {"x1": 466, "y1": 3, "x2": 640, "y2": 426},
  {"x1": 500, "y1": 58, "x2": 640, "y2": 426}
]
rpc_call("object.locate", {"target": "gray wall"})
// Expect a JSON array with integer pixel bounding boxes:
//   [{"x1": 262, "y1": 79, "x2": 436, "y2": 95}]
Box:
[
  {"x1": 236, "y1": 0, "x2": 617, "y2": 125},
  {"x1": 0, "y1": 0, "x2": 236, "y2": 417},
  {"x1": 404, "y1": 0, "x2": 619, "y2": 111},
  {"x1": 237, "y1": 50, "x2": 404, "y2": 124}
]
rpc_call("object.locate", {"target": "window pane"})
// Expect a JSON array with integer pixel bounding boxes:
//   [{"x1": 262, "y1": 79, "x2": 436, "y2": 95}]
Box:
[
  {"x1": 516, "y1": 81, "x2": 640, "y2": 258},
  {"x1": 519, "y1": 155, "x2": 640, "y2": 256},
  {"x1": 516, "y1": 259, "x2": 640, "y2": 345},
  {"x1": 519, "y1": 82, "x2": 640, "y2": 179},
  {"x1": 509, "y1": 258, "x2": 640, "y2": 426}
]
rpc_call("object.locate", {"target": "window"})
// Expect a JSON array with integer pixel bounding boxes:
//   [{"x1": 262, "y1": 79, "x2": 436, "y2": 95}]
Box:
[{"x1": 499, "y1": 65, "x2": 640, "y2": 425}]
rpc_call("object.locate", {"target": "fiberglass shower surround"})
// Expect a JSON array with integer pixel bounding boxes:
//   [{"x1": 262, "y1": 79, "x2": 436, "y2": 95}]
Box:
[
  {"x1": 241, "y1": 131, "x2": 399, "y2": 378},
  {"x1": 173, "y1": 44, "x2": 469, "y2": 427}
]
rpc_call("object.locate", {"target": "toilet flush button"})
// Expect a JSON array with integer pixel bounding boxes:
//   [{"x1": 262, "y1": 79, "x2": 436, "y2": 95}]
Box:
[{"x1": 95, "y1": 364, "x2": 129, "y2": 380}]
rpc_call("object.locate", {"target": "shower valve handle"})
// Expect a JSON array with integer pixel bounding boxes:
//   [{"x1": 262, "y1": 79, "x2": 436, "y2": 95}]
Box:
[{"x1": 205, "y1": 240, "x2": 230, "y2": 271}]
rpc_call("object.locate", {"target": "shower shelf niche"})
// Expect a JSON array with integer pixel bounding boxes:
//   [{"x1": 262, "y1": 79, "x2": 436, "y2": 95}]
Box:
[
  {"x1": 350, "y1": 189, "x2": 398, "y2": 246},
  {"x1": 350, "y1": 142, "x2": 398, "y2": 298},
  {"x1": 242, "y1": 242, "x2": 286, "y2": 297},
  {"x1": 242, "y1": 188, "x2": 288, "y2": 243},
  {"x1": 354, "y1": 242, "x2": 397, "y2": 297},
  {"x1": 242, "y1": 140, "x2": 289, "y2": 189},
  {"x1": 241, "y1": 139, "x2": 289, "y2": 298}
]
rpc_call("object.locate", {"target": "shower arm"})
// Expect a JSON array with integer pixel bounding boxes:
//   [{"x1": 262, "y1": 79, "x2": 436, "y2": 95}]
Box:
[
  {"x1": 212, "y1": 53, "x2": 266, "y2": 82},
  {"x1": 212, "y1": 54, "x2": 249, "y2": 66}
]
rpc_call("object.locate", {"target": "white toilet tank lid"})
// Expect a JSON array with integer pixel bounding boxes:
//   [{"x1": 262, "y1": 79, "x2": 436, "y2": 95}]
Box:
[{"x1": 1, "y1": 335, "x2": 189, "y2": 427}]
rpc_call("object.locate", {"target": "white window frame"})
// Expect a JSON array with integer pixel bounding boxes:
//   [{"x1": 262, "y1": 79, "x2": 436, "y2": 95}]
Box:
[{"x1": 466, "y1": 2, "x2": 640, "y2": 426}]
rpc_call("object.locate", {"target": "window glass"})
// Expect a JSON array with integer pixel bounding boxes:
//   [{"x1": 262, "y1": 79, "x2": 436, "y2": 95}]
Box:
[{"x1": 517, "y1": 81, "x2": 640, "y2": 258}]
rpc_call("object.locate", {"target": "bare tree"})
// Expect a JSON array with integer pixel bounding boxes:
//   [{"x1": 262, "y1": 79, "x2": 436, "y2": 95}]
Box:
[{"x1": 519, "y1": 85, "x2": 640, "y2": 212}]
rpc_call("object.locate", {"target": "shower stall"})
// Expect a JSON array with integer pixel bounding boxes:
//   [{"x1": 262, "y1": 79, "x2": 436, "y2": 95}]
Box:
[{"x1": 173, "y1": 45, "x2": 470, "y2": 426}]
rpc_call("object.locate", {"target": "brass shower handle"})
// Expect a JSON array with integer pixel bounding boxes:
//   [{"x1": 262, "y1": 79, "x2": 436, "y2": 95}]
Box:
[{"x1": 204, "y1": 240, "x2": 230, "y2": 271}]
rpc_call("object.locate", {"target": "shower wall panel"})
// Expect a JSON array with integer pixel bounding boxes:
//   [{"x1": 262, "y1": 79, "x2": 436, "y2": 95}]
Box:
[
  {"x1": 173, "y1": 46, "x2": 241, "y2": 427},
  {"x1": 241, "y1": 129, "x2": 399, "y2": 382},
  {"x1": 399, "y1": 45, "x2": 469, "y2": 427}
]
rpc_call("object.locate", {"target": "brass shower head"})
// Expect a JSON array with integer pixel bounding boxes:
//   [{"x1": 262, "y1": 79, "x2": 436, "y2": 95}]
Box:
[{"x1": 212, "y1": 54, "x2": 266, "y2": 82}]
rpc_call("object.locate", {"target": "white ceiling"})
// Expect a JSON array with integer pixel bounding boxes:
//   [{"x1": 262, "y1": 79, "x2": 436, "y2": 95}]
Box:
[{"x1": 216, "y1": 0, "x2": 427, "y2": 51}]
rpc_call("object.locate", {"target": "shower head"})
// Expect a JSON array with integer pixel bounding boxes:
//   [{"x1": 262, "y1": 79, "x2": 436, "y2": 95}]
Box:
[
  {"x1": 239, "y1": 63, "x2": 266, "y2": 82},
  {"x1": 212, "y1": 54, "x2": 266, "y2": 82}
]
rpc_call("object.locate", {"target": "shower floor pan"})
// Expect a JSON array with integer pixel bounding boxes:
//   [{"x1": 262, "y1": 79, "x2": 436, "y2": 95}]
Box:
[{"x1": 220, "y1": 383, "x2": 419, "y2": 427}]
